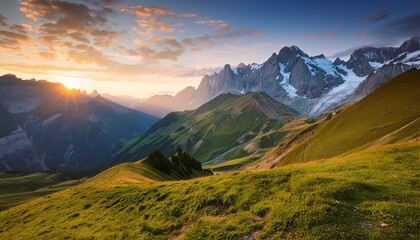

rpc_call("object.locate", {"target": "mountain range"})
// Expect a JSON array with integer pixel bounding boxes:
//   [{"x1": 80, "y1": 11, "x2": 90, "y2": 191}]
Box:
[
  {"x1": 1, "y1": 70, "x2": 418, "y2": 239},
  {"x1": 137, "y1": 37, "x2": 420, "y2": 117},
  {"x1": 1, "y1": 37, "x2": 419, "y2": 174},
  {"x1": 106, "y1": 92, "x2": 297, "y2": 167},
  {"x1": 0, "y1": 74, "x2": 157, "y2": 173}
]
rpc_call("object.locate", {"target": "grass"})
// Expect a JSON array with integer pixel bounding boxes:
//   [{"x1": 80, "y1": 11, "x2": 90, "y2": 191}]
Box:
[
  {"x1": 1, "y1": 142, "x2": 418, "y2": 239},
  {"x1": 0, "y1": 172, "x2": 82, "y2": 210}
]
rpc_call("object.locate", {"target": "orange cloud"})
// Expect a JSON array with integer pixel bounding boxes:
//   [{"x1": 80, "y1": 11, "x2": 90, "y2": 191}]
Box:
[
  {"x1": 122, "y1": 5, "x2": 196, "y2": 36},
  {"x1": 38, "y1": 51, "x2": 55, "y2": 60}
]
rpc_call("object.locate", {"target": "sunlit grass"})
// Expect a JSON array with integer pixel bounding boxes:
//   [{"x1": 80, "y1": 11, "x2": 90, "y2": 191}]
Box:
[{"x1": 1, "y1": 142, "x2": 418, "y2": 239}]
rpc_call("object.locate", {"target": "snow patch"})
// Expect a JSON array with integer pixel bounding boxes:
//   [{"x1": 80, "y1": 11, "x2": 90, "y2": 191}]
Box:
[
  {"x1": 400, "y1": 50, "x2": 420, "y2": 63},
  {"x1": 250, "y1": 63, "x2": 262, "y2": 71},
  {"x1": 309, "y1": 65, "x2": 365, "y2": 114},
  {"x1": 231, "y1": 66, "x2": 239, "y2": 75},
  {"x1": 368, "y1": 61, "x2": 384, "y2": 69},
  {"x1": 302, "y1": 56, "x2": 339, "y2": 76},
  {"x1": 278, "y1": 63, "x2": 299, "y2": 98}
]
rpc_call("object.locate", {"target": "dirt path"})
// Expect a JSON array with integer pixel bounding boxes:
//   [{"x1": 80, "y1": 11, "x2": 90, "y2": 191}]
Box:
[{"x1": 372, "y1": 117, "x2": 419, "y2": 146}]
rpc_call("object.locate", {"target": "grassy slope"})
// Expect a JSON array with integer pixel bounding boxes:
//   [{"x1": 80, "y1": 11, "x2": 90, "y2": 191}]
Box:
[
  {"x1": 1, "y1": 142, "x2": 418, "y2": 239},
  {"x1": 205, "y1": 118, "x2": 319, "y2": 171},
  {"x1": 278, "y1": 69, "x2": 420, "y2": 166},
  {"x1": 90, "y1": 154, "x2": 212, "y2": 187},
  {"x1": 0, "y1": 172, "x2": 81, "y2": 210},
  {"x1": 108, "y1": 92, "x2": 297, "y2": 166}
]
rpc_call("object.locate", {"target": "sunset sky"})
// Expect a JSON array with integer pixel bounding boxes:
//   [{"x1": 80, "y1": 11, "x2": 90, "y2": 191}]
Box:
[{"x1": 0, "y1": 0, "x2": 419, "y2": 98}]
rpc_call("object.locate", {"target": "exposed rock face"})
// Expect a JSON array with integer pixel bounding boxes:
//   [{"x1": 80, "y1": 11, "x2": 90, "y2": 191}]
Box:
[
  {"x1": 345, "y1": 64, "x2": 412, "y2": 103},
  {"x1": 137, "y1": 37, "x2": 420, "y2": 117}
]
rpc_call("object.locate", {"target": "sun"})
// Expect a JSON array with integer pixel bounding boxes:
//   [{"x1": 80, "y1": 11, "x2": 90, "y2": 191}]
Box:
[
  {"x1": 54, "y1": 75, "x2": 83, "y2": 90},
  {"x1": 61, "y1": 79, "x2": 78, "y2": 89}
]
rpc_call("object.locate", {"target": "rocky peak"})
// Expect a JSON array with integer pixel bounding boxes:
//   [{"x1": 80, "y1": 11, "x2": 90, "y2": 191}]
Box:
[
  {"x1": 278, "y1": 45, "x2": 309, "y2": 64},
  {"x1": 333, "y1": 57, "x2": 345, "y2": 65},
  {"x1": 237, "y1": 62, "x2": 247, "y2": 69},
  {"x1": 313, "y1": 54, "x2": 325, "y2": 59},
  {"x1": 399, "y1": 36, "x2": 420, "y2": 52},
  {"x1": 0, "y1": 74, "x2": 21, "y2": 84}
]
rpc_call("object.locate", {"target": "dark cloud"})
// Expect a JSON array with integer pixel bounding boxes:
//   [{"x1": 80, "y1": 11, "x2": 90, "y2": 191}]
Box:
[
  {"x1": 372, "y1": 11, "x2": 420, "y2": 44},
  {"x1": 364, "y1": 10, "x2": 391, "y2": 23},
  {"x1": 0, "y1": 14, "x2": 7, "y2": 27}
]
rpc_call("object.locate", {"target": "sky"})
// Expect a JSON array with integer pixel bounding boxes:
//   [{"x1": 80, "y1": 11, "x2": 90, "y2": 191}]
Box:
[{"x1": 0, "y1": 0, "x2": 419, "y2": 98}]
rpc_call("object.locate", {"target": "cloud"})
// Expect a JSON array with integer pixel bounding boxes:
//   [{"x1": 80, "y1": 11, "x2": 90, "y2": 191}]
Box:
[
  {"x1": 0, "y1": 30, "x2": 32, "y2": 50},
  {"x1": 66, "y1": 44, "x2": 117, "y2": 66},
  {"x1": 326, "y1": 27, "x2": 340, "y2": 40},
  {"x1": 182, "y1": 27, "x2": 261, "y2": 51},
  {"x1": 307, "y1": 27, "x2": 340, "y2": 41},
  {"x1": 196, "y1": 19, "x2": 229, "y2": 30},
  {"x1": 172, "y1": 66, "x2": 222, "y2": 77},
  {"x1": 371, "y1": 11, "x2": 420, "y2": 44},
  {"x1": 364, "y1": 10, "x2": 391, "y2": 23},
  {"x1": 0, "y1": 15, "x2": 7, "y2": 27},
  {"x1": 121, "y1": 5, "x2": 195, "y2": 36},
  {"x1": 328, "y1": 44, "x2": 371, "y2": 59},
  {"x1": 20, "y1": 0, "x2": 119, "y2": 46},
  {"x1": 127, "y1": 37, "x2": 185, "y2": 61},
  {"x1": 38, "y1": 51, "x2": 55, "y2": 60}
]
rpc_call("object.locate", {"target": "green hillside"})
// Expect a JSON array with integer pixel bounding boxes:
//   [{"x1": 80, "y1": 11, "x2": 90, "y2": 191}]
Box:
[
  {"x1": 1, "y1": 143, "x2": 418, "y2": 239},
  {"x1": 107, "y1": 92, "x2": 297, "y2": 166},
  {"x1": 0, "y1": 172, "x2": 81, "y2": 210},
  {"x1": 274, "y1": 69, "x2": 420, "y2": 166},
  {"x1": 90, "y1": 150, "x2": 212, "y2": 186}
]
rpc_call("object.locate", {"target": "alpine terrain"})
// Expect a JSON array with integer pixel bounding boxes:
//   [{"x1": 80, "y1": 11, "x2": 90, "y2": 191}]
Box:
[{"x1": 138, "y1": 37, "x2": 420, "y2": 117}]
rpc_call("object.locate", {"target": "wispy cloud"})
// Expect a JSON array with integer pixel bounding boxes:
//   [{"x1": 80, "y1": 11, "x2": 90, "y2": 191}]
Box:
[
  {"x1": 364, "y1": 10, "x2": 391, "y2": 23},
  {"x1": 196, "y1": 19, "x2": 229, "y2": 30},
  {"x1": 371, "y1": 11, "x2": 420, "y2": 45},
  {"x1": 307, "y1": 27, "x2": 340, "y2": 41}
]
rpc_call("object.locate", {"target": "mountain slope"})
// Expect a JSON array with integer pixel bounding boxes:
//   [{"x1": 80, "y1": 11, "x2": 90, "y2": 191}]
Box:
[
  {"x1": 138, "y1": 37, "x2": 420, "y2": 117},
  {"x1": 270, "y1": 69, "x2": 420, "y2": 166},
  {"x1": 1, "y1": 143, "x2": 418, "y2": 239},
  {"x1": 90, "y1": 149, "x2": 212, "y2": 186},
  {"x1": 107, "y1": 92, "x2": 298, "y2": 166},
  {"x1": 0, "y1": 74, "x2": 158, "y2": 172}
]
